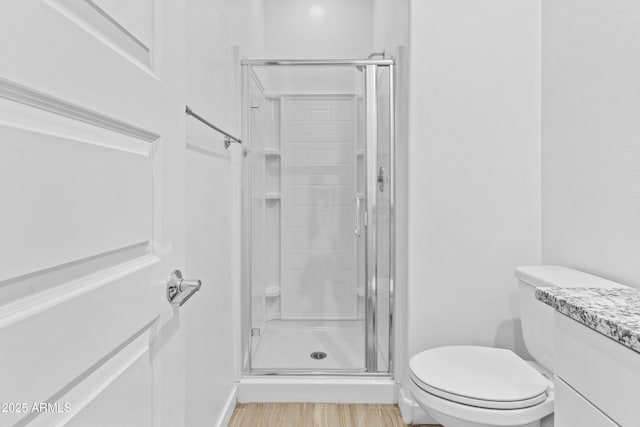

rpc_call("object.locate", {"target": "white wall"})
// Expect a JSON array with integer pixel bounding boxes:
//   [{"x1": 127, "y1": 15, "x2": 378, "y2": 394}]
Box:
[
  {"x1": 185, "y1": 1, "x2": 263, "y2": 426},
  {"x1": 372, "y1": 0, "x2": 409, "y2": 56},
  {"x1": 264, "y1": 0, "x2": 373, "y2": 58},
  {"x1": 542, "y1": 0, "x2": 640, "y2": 289},
  {"x1": 407, "y1": 0, "x2": 541, "y2": 360}
]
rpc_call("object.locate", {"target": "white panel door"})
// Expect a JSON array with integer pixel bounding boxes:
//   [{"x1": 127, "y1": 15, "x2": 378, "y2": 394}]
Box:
[{"x1": 0, "y1": 1, "x2": 187, "y2": 426}]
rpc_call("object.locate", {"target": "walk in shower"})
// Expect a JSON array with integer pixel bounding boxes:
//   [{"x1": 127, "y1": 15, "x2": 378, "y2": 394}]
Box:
[{"x1": 241, "y1": 58, "x2": 394, "y2": 375}]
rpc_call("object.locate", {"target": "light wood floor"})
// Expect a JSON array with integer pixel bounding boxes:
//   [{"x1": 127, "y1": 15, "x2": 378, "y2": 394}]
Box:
[{"x1": 228, "y1": 403, "x2": 440, "y2": 427}]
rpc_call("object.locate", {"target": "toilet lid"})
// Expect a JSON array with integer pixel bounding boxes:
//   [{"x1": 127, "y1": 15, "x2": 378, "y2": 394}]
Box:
[{"x1": 409, "y1": 346, "x2": 549, "y2": 410}]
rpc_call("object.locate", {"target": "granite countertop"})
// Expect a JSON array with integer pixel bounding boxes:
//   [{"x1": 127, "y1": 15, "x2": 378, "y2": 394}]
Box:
[{"x1": 535, "y1": 287, "x2": 640, "y2": 354}]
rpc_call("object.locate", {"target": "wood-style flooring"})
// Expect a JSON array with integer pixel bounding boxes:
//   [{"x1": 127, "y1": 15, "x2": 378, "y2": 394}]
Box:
[{"x1": 228, "y1": 403, "x2": 440, "y2": 427}]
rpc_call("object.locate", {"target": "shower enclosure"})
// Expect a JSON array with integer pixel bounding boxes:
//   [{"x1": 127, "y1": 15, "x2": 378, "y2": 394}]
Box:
[{"x1": 241, "y1": 58, "x2": 394, "y2": 375}]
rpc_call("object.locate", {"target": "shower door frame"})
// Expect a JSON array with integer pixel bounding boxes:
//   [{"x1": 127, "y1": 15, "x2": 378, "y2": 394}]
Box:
[{"x1": 240, "y1": 58, "x2": 395, "y2": 376}]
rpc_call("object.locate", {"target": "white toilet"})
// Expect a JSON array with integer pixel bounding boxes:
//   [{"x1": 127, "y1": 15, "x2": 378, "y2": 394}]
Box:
[{"x1": 408, "y1": 265, "x2": 627, "y2": 427}]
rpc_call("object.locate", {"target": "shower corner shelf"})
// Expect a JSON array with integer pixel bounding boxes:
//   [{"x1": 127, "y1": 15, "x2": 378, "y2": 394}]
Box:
[
  {"x1": 265, "y1": 286, "x2": 280, "y2": 298},
  {"x1": 265, "y1": 193, "x2": 281, "y2": 200}
]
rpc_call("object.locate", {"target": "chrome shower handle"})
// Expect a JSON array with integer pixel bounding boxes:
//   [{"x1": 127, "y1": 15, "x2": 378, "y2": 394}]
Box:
[{"x1": 354, "y1": 197, "x2": 360, "y2": 236}]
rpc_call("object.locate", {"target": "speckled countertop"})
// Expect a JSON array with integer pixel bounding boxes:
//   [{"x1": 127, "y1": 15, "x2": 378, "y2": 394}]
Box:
[{"x1": 536, "y1": 287, "x2": 640, "y2": 354}]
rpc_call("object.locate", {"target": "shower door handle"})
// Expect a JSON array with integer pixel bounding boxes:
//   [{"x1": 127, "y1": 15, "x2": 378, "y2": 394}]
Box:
[{"x1": 355, "y1": 197, "x2": 361, "y2": 236}]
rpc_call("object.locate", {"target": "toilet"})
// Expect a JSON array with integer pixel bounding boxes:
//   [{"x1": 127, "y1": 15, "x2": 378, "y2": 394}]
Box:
[{"x1": 408, "y1": 265, "x2": 627, "y2": 427}]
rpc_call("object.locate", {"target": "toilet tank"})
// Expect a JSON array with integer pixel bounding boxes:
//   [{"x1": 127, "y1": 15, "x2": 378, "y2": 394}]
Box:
[{"x1": 516, "y1": 265, "x2": 627, "y2": 373}]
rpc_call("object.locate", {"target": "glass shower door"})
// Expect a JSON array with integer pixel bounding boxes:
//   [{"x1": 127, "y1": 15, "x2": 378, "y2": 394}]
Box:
[
  {"x1": 363, "y1": 64, "x2": 393, "y2": 373},
  {"x1": 242, "y1": 60, "x2": 393, "y2": 375}
]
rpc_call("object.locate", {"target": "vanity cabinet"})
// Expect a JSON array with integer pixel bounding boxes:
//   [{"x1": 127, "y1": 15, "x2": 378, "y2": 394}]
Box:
[
  {"x1": 553, "y1": 313, "x2": 640, "y2": 427},
  {"x1": 554, "y1": 379, "x2": 616, "y2": 427}
]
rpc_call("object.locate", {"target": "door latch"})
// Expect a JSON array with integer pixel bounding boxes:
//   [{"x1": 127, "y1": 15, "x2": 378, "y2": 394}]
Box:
[{"x1": 166, "y1": 270, "x2": 201, "y2": 306}]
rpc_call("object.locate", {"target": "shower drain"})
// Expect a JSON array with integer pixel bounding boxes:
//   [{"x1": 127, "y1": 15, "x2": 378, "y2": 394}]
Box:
[{"x1": 310, "y1": 351, "x2": 327, "y2": 360}]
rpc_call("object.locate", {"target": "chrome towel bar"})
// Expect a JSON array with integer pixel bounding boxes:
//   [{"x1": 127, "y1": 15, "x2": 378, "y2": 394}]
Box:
[{"x1": 185, "y1": 105, "x2": 242, "y2": 149}]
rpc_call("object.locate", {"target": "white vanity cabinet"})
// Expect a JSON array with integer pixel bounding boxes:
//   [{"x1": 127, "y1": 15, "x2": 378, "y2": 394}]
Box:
[
  {"x1": 554, "y1": 380, "x2": 616, "y2": 427},
  {"x1": 553, "y1": 313, "x2": 640, "y2": 427}
]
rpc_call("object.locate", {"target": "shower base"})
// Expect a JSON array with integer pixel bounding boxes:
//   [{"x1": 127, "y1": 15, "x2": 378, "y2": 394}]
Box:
[{"x1": 251, "y1": 319, "x2": 365, "y2": 371}]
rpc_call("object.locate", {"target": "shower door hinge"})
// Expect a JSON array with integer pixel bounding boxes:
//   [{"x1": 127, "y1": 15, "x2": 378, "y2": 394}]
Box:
[
  {"x1": 364, "y1": 211, "x2": 368, "y2": 227},
  {"x1": 251, "y1": 328, "x2": 261, "y2": 337}
]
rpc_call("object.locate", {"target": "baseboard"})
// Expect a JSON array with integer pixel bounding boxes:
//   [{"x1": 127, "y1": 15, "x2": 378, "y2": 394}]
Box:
[
  {"x1": 238, "y1": 377, "x2": 397, "y2": 404},
  {"x1": 398, "y1": 386, "x2": 416, "y2": 423},
  {"x1": 398, "y1": 384, "x2": 438, "y2": 425},
  {"x1": 216, "y1": 384, "x2": 238, "y2": 427}
]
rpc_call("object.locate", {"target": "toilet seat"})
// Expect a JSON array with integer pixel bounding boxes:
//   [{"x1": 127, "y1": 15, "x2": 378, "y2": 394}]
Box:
[
  {"x1": 408, "y1": 379, "x2": 555, "y2": 427},
  {"x1": 409, "y1": 346, "x2": 549, "y2": 410}
]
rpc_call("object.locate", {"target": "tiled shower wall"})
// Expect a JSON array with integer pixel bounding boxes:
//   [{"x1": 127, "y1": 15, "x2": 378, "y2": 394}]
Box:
[{"x1": 280, "y1": 96, "x2": 359, "y2": 319}]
